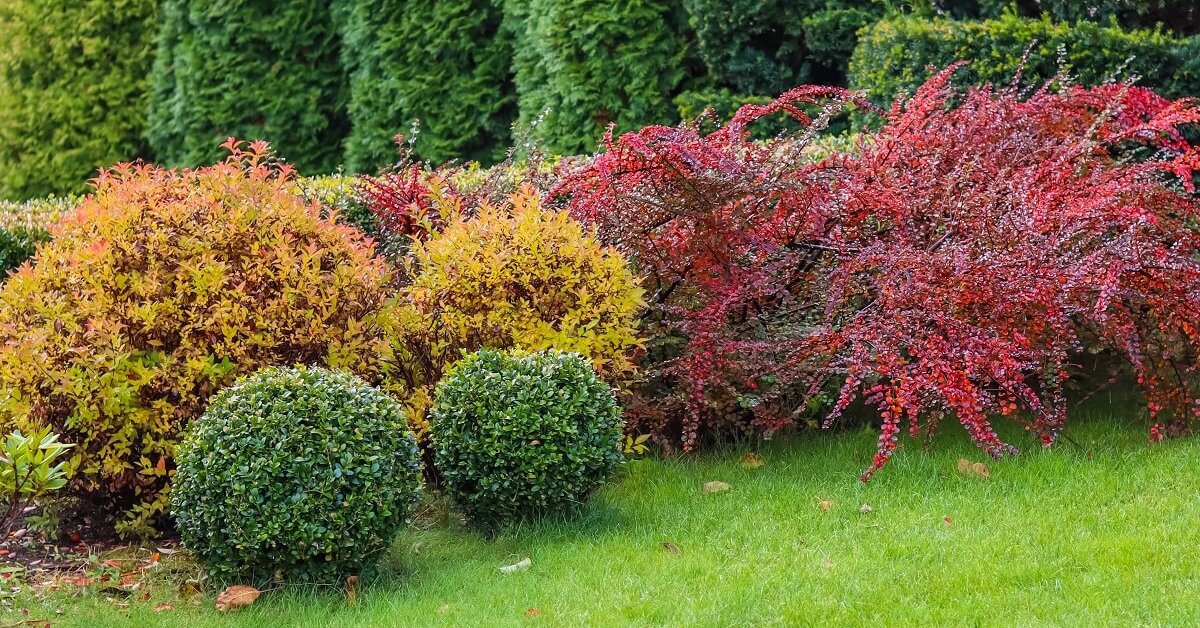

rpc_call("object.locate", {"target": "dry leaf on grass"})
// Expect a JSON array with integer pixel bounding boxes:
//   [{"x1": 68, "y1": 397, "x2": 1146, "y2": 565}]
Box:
[
  {"x1": 818, "y1": 500, "x2": 832, "y2": 512},
  {"x1": 346, "y1": 575, "x2": 358, "y2": 605},
  {"x1": 153, "y1": 603, "x2": 174, "y2": 612},
  {"x1": 215, "y1": 585, "x2": 262, "y2": 612},
  {"x1": 662, "y1": 542, "x2": 682, "y2": 555},
  {"x1": 702, "y1": 480, "x2": 731, "y2": 494},
  {"x1": 740, "y1": 452, "x2": 765, "y2": 469},
  {"x1": 859, "y1": 503, "x2": 874, "y2": 514},
  {"x1": 943, "y1": 516, "x2": 954, "y2": 525},
  {"x1": 526, "y1": 608, "x2": 543, "y2": 617},
  {"x1": 956, "y1": 458, "x2": 990, "y2": 477}
]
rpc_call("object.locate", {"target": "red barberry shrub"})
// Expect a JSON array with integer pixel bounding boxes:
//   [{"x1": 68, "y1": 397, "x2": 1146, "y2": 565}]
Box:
[{"x1": 553, "y1": 65, "x2": 1200, "y2": 478}]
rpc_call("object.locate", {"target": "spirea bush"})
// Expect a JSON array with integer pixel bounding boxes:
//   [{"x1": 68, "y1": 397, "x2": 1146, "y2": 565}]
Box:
[
  {"x1": 174, "y1": 366, "x2": 422, "y2": 584},
  {"x1": 382, "y1": 189, "x2": 643, "y2": 441},
  {"x1": 431, "y1": 349, "x2": 623, "y2": 527},
  {"x1": 553, "y1": 66, "x2": 1200, "y2": 476},
  {"x1": 0, "y1": 141, "x2": 391, "y2": 534}
]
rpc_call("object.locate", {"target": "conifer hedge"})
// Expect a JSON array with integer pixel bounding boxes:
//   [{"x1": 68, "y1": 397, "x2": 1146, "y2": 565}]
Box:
[
  {"x1": 0, "y1": 0, "x2": 158, "y2": 200},
  {"x1": 340, "y1": 0, "x2": 515, "y2": 172},
  {"x1": 505, "y1": 0, "x2": 690, "y2": 156},
  {"x1": 147, "y1": 0, "x2": 348, "y2": 173}
]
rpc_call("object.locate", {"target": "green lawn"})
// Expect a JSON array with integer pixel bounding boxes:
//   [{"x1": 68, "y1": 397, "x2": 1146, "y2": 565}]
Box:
[{"x1": 28, "y1": 392, "x2": 1200, "y2": 626}]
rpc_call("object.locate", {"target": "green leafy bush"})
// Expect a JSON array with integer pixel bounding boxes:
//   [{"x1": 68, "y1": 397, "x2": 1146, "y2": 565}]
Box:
[
  {"x1": 505, "y1": 0, "x2": 689, "y2": 155},
  {"x1": 147, "y1": 0, "x2": 347, "y2": 173},
  {"x1": 848, "y1": 15, "x2": 1199, "y2": 111},
  {"x1": 174, "y1": 366, "x2": 422, "y2": 584},
  {"x1": 431, "y1": 349, "x2": 623, "y2": 528},
  {"x1": 0, "y1": 427, "x2": 73, "y2": 534},
  {"x1": 292, "y1": 175, "x2": 379, "y2": 238},
  {"x1": 340, "y1": 0, "x2": 515, "y2": 171},
  {"x1": 0, "y1": 0, "x2": 157, "y2": 199},
  {"x1": 0, "y1": 197, "x2": 71, "y2": 278}
]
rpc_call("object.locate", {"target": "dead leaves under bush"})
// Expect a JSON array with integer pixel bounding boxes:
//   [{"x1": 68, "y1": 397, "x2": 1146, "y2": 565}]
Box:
[{"x1": 215, "y1": 585, "x2": 261, "y2": 612}]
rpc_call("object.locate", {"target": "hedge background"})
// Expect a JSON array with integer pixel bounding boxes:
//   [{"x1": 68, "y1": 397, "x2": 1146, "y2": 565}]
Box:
[{"x1": 1, "y1": 0, "x2": 1198, "y2": 199}]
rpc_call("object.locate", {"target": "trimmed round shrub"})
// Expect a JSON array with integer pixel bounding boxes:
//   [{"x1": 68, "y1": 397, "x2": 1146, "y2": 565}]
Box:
[
  {"x1": 174, "y1": 366, "x2": 422, "y2": 584},
  {"x1": 0, "y1": 141, "x2": 390, "y2": 535},
  {"x1": 431, "y1": 349, "x2": 624, "y2": 527}
]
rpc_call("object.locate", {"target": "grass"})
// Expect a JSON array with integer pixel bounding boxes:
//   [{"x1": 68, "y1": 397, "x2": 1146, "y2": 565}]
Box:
[{"x1": 21, "y1": 391, "x2": 1200, "y2": 626}]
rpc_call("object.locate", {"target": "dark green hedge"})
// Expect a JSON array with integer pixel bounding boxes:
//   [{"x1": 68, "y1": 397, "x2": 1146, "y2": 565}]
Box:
[
  {"x1": 505, "y1": 0, "x2": 691, "y2": 155},
  {"x1": 849, "y1": 15, "x2": 1200, "y2": 110},
  {"x1": 0, "y1": 0, "x2": 158, "y2": 200},
  {"x1": 340, "y1": 0, "x2": 515, "y2": 172},
  {"x1": 683, "y1": 0, "x2": 884, "y2": 95},
  {"x1": 147, "y1": 0, "x2": 348, "y2": 173}
]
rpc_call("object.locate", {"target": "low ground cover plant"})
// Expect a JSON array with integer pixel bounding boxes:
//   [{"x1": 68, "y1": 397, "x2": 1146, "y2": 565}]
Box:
[
  {"x1": 173, "y1": 366, "x2": 422, "y2": 584},
  {"x1": 554, "y1": 66, "x2": 1200, "y2": 477},
  {"x1": 0, "y1": 140, "x2": 391, "y2": 533},
  {"x1": 431, "y1": 349, "x2": 624, "y2": 528},
  {"x1": 0, "y1": 427, "x2": 72, "y2": 535}
]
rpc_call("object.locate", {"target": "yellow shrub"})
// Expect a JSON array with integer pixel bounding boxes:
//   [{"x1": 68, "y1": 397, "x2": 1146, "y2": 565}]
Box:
[
  {"x1": 382, "y1": 189, "x2": 643, "y2": 440},
  {"x1": 0, "y1": 143, "x2": 391, "y2": 534}
]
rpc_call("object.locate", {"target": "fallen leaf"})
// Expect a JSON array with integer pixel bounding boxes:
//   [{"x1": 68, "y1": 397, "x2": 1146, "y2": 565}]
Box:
[
  {"x1": 859, "y1": 503, "x2": 874, "y2": 514},
  {"x1": 153, "y1": 603, "x2": 174, "y2": 612},
  {"x1": 662, "y1": 542, "x2": 682, "y2": 556},
  {"x1": 156, "y1": 547, "x2": 179, "y2": 555},
  {"x1": 215, "y1": 585, "x2": 261, "y2": 612},
  {"x1": 702, "y1": 480, "x2": 731, "y2": 494},
  {"x1": 498, "y1": 557, "x2": 532, "y2": 574},
  {"x1": 740, "y1": 452, "x2": 765, "y2": 469},
  {"x1": 956, "y1": 458, "x2": 990, "y2": 478},
  {"x1": 436, "y1": 603, "x2": 451, "y2": 614},
  {"x1": 345, "y1": 575, "x2": 358, "y2": 605},
  {"x1": 525, "y1": 608, "x2": 543, "y2": 617},
  {"x1": 818, "y1": 500, "x2": 832, "y2": 512},
  {"x1": 943, "y1": 516, "x2": 954, "y2": 525},
  {"x1": 820, "y1": 559, "x2": 834, "y2": 569}
]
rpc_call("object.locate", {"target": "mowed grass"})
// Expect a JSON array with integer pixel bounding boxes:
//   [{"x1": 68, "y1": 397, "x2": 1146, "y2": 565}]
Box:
[{"x1": 35, "y1": 392, "x2": 1200, "y2": 626}]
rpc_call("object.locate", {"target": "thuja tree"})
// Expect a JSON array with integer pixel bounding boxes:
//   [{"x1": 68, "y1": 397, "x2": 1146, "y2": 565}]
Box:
[
  {"x1": 147, "y1": 0, "x2": 347, "y2": 173},
  {"x1": 0, "y1": 0, "x2": 158, "y2": 199},
  {"x1": 553, "y1": 66, "x2": 1200, "y2": 475},
  {"x1": 340, "y1": 0, "x2": 515, "y2": 172},
  {"x1": 504, "y1": 0, "x2": 690, "y2": 155}
]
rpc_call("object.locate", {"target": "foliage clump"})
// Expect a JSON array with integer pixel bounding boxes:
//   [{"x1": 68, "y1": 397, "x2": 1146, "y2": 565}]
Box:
[
  {"x1": 554, "y1": 66, "x2": 1200, "y2": 476},
  {"x1": 0, "y1": 141, "x2": 390, "y2": 533},
  {"x1": 382, "y1": 189, "x2": 643, "y2": 440},
  {"x1": 174, "y1": 366, "x2": 422, "y2": 584},
  {"x1": 431, "y1": 349, "x2": 623, "y2": 527}
]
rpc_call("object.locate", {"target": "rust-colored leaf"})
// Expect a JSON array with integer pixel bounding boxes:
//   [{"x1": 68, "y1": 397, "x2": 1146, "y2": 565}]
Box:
[
  {"x1": 215, "y1": 585, "x2": 261, "y2": 612},
  {"x1": 818, "y1": 500, "x2": 832, "y2": 512},
  {"x1": 662, "y1": 542, "x2": 682, "y2": 555}
]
